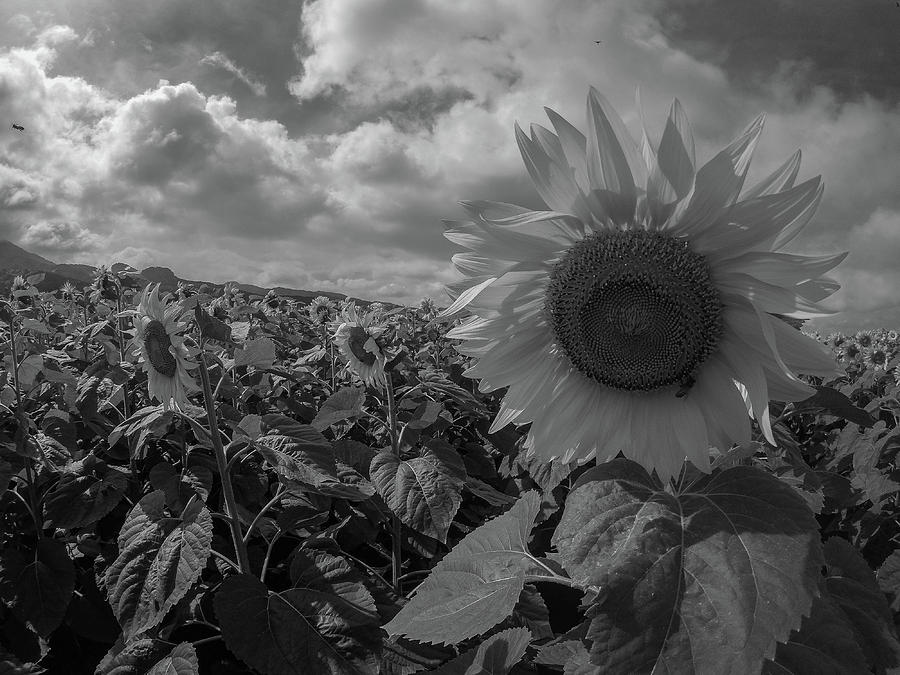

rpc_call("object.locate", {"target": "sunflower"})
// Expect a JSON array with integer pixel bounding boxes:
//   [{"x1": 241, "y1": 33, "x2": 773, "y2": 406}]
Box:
[
  {"x1": 308, "y1": 296, "x2": 336, "y2": 325},
  {"x1": 865, "y1": 347, "x2": 888, "y2": 371},
  {"x1": 441, "y1": 88, "x2": 844, "y2": 480},
  {"x1": 128, "y1": 284, "x2": 196, "y2": 410},
  {"x1": 331, "y1": 303, "x2": 388, "y2": 388}
]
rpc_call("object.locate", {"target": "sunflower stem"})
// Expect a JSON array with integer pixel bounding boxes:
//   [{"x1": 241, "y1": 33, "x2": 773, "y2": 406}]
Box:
[
  {"x1": 384, "y1": 373, "x2": 403, "y2": 595},
  {"x1": 114, "y1": 295, "x2": 131, "y2": 419},
  {"x1": 6, "y1": 312, "x2": 41, "y2": 534},
  {"x1": 197, "y1": 346, "x2": 251, "y2": 575}
]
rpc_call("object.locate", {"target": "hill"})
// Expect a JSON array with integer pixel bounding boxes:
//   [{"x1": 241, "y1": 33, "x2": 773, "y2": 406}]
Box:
[{"x1": 0, "y1": 241, "x2": 381, "y2": 306}]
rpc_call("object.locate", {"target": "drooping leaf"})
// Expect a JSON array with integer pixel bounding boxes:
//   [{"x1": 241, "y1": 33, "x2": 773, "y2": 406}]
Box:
[
  {"x1": 215, "y1": 573, "x2": 380, "y2": 675},
  {"x1": 429, "y1": 627, "x2": 531, "y2": 675},
  {"x1": 146, "y1": 642, "x2": 199, "y2": 675},
  {"x1": 312, "y1": 387, "x2": 366, "y2": 431},
  {"x1": 105, "y1": 491, "x2": 212, "y2": 639},
  {"x1": 255, "y1": 417, "x2": 338, "y2": 488},
  {"x1": 234, "y1": 337, "x2": 277, "y2": 368},
  {"x1": 822, "y1": 538, "x2": 900, "y2": 672},
  {"x1": 551, "y1": 459, "x2": 823, "y2": 674},
  {"x1": 96, "y1": 637, "x2": 172, "y2": 675},
  {"x1": 850, "y1": 428, "x2": 900, "y2": 508},
  {"x1": 43, "y1": 456, "x2": 128, "y2": 528},
  {"x1": 794, "y1": 386, "x2": 876, "y2": 427},
  {"x1": 512, "y1": 584, "x2": 553, "y2": 640},
  {"x1": 383, "y1": 491, "x2": 548, "y2": 645},
  {"x1": 0, "y1": 538, "x2": 75, "y2": 637},
  {"x1": 194, "y1": 304, "x2": 232, "y2": 343},
  {"x1": 370, "y1": 439, "x2": 467, "y2": 542}
]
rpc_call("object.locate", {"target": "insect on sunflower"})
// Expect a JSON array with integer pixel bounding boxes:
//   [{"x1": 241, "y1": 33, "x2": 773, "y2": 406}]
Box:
[
  {"x1": 128, "y1": 283, "x2": 197, "y2": 410},
  {"x1": 441, "y1": 87, "x2": 846, "y2": 481},
  {"x1": 332, "y1": 303, "x2": 388, "y2": 389}
]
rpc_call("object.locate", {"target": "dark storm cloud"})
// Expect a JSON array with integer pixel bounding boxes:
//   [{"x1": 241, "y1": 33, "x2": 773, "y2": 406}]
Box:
[{"x1": 652, "y1": 0, "x2": 900, "y2": 103}]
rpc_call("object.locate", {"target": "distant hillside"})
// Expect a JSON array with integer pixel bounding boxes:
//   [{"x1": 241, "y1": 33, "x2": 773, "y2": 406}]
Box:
[
  {"x1": 0, "y1": 241, "x2": 382, "y2": 306},
  {"x1": 0, "y1": 240, "x2": 56, "y2": 272}
]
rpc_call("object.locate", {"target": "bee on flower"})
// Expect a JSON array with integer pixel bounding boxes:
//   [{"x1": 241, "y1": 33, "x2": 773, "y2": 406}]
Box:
[
  {"x1": 125, "y1": 284, "x2": 197, "y2": 410},
  {"x1": 331, "y1": 303, "x2": 388, "y2": 388},
  {"x1": 440, "y1": 87, "x2": 845, "y2": 481}
]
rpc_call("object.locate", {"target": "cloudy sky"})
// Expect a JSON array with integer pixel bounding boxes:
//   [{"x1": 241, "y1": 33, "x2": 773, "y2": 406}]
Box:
[{"x1": 1, "y1": 0, "x2": 898, "y2": 332}]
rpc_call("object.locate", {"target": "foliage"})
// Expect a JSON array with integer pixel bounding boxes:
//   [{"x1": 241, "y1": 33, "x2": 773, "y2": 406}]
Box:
[{"x1": 0, "y1": 279, "x2": 899, "y2": 674}]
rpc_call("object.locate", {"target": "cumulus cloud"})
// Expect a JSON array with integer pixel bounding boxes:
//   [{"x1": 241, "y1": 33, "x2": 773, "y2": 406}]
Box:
[
  {"x1": 0, "y1": 0, "x2": 896, "y2": 323},
  {"x1": 21, "y1": 220, "x2": 101, "y2": 254}
]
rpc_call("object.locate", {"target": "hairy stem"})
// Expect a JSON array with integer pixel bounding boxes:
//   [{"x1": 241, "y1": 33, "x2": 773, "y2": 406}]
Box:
[
  {"x1": 385, "y1": 374, "x2": 403, "y2": 594},
  {"x1": 198, "y1": 347, "x2": 251, "y2": 574}
]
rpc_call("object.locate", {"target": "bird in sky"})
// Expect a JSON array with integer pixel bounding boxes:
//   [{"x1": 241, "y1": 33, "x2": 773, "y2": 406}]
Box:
[
  {"x1": 594, "y1": 40, "x2": 602, "y2": 44},
  {"x1": 11, "y1": 123, "x2": 24, "y2": 131}
]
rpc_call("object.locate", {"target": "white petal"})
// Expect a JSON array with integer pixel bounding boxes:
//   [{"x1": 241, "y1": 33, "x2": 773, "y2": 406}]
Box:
[{"x1": 740, "y1": 149, "x2": 801, "y2": 201}]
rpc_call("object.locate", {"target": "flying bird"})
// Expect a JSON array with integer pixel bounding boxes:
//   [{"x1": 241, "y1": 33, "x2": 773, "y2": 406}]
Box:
[
  {"x1": 594, "y1": 40, "x2": 602, "y2": 44},
  {"x1": 11, "y1": 123, "x2": 24, "y2": 131}
]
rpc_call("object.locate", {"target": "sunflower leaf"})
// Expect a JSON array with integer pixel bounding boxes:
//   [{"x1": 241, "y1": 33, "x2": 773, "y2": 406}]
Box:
[
  {"x1": 234, "y1": 337, "x2": 277, "y2": 369},
  {"x1": 255, "y1": 421, "x2": 338, "y2": 488},
  {"x1": 821, "y1": 538, "x2": 900, "y2": 671},
  {"x1": 382, "y1": 491, "x2": 546, "y2": 645},
  {"x1": 43, "y1": 457, "x2": 128, "y2": 528},
  {"x1": 214, "y1": 573, "x2": 380, "y2": 675},
  {"x1": 429, "y1": 627, "x2": 531, "y2": 675},
  {"x1": 370, "y1": 439, "x2": 466, "y2": 542},
  {"x1": 0, "y1": 538, "x2": 75, "y2": 637},
  {"x1": 763, "y1": 593, "x2": 869, "y2": 675},
  {"x1": 146, "y1": 642, "x2": 199, "y2": 675},
  {"x1": 194, "y1": 304, "x2": 232, "y2": 343},
  {"x1": 552, "y1": 459, "x2": 822, "y2": 673},
  {"x1": 105, "y1": 491, "x2": 212, "y2": 639},
  {"x1": 794, "y1": 385, "x2": 876, "y2": 427},
  {"x1": 312, "y1": 386, "x2": 366, "y2": 431}
]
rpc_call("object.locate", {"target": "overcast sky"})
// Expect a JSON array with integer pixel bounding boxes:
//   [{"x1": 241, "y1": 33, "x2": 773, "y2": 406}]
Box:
[{"x1": 1, "y1": 0, "x2": 898, "y2": 332}]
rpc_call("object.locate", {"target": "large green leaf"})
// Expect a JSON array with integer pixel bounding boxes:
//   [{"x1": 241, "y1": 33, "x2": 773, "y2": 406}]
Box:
[
  {"x1": 215, "y1": 573, "x2": 380, "y2": 675},
  {"x1": 105, "y1": 491, "x2": 212, "y2": 639},
  {"x1": 383, "y1": 491, "x2": 548, "y2": 645},
  {"x1": 429, "y1": 627, "x2": 531, "y2": 675},
  {"x1": 0, "y1": 538, "x2": 75, "y2": 637},
  {"x1": 146, "y1": 642, "x2": 199, "y2": 675},
  {"x1": 763, "y1": 594, "x2": 869, "y2": 675},
  {"x1": 821, "y1": 538, "x2": 900, "y2": 672},
  {"x1": 370, "y1": 439, "x2": 467, "y2": 542},
  {"x1": 552, "y1": 459, "x2": 823, "y2": 673},
  {"x1": 255, "y1": 419, "x2": 338, "y2": 488},
  {"x1": 43, "y1": 456, "x2": 128, "y2": 528},
  {"x1": 312, "y1": 387, "x2": 366, "y2": 431},
  {"x1": 234, "y1": 337, "x2": 277, "y2": 368},
  {"x1": 96, "y1": 637, "x2": 172, "y2": 675}
]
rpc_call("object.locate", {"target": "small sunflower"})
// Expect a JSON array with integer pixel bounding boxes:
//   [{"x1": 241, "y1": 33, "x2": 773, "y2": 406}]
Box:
[
  {"x1": 332, "y1": 303, "x2": 388, "y2": 388},
  {"x1": 865, "y1": 347, "x2": 888, "y2": 371},
  {"x1": 128, "y1": 284, "x2": 196, "y2": 410},
  {"x1": 308, "y1": 296, "x2": 336, "y2": 325},
  {"x1": 856, "y1": 330, "x2": 874, "y2": 349},
  {"x1": 441, "y1": 87, "x2": 844, "y2": 480}
]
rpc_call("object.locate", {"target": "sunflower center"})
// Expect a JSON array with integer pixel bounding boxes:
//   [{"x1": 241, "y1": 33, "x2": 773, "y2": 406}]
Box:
[
  {"x1": 347, "y1": 326, "x2": 377, "y2": 366},
  {"x1": 144, "y1": 320, "x2": 177, "y2": 377},
  {"x1": 545, "y1": 230, "x2": 723, "y2": 391}
]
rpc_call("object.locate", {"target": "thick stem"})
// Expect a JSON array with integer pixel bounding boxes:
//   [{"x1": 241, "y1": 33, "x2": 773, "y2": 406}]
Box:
[
  {"x1": 198, "y1": 348, "x2": 251, "y2": 574},
  {"x1": 115, "y1": 295, "x2": 131, "y2": 419},
  {"x1": 7, "y1": 317, "x2": 40, "y2": 532},
  {"x1": 385, "y1": 374, "x2": 402, "y2": 594}
]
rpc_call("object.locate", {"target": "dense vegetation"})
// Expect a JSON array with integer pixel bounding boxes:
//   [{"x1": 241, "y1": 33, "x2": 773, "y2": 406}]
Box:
[{"x1": 1, "y1": 269, "x2": 898, "y2": 674}]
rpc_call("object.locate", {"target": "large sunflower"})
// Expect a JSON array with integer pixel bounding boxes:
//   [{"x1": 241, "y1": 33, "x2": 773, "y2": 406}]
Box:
[
  {"x1": 129, "y1": 284, "x2": 196, "y2": 410},
  {"x1": 442, "y1": 88, "x2": 845, "y2": 481},
  {"x1": 332, "y1": 303, "x2": 388, "y2": 388}
]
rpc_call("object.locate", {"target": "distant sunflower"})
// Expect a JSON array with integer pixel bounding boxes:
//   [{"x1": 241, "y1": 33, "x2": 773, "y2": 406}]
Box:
[
  {"x1": 856, "y1": 330, "x2": 874, "y2": 349},
  {"x1": 841, "y1": 341, "x2": 862, "y2": 362},
  {"x1": 442, "y1": 88, "x2": 844, "y2": 480},
  {"x1": 865, "y1": 348, "x2": 888, "y2": 371},
  {"x1": 129, "y1": 284, "x2": 196, "y2": 410},
  {"x1": 332, "y1": 304, "x2": 387, "y2": 388},
  {"x1": 308, "y1": 296, "x2": 336, "y2": 325}
]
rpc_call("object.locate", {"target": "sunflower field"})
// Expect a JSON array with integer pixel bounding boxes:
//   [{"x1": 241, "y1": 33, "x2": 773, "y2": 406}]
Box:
[{"x1": 2, "y1": 89, "x2": 900, "y2": 675}]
